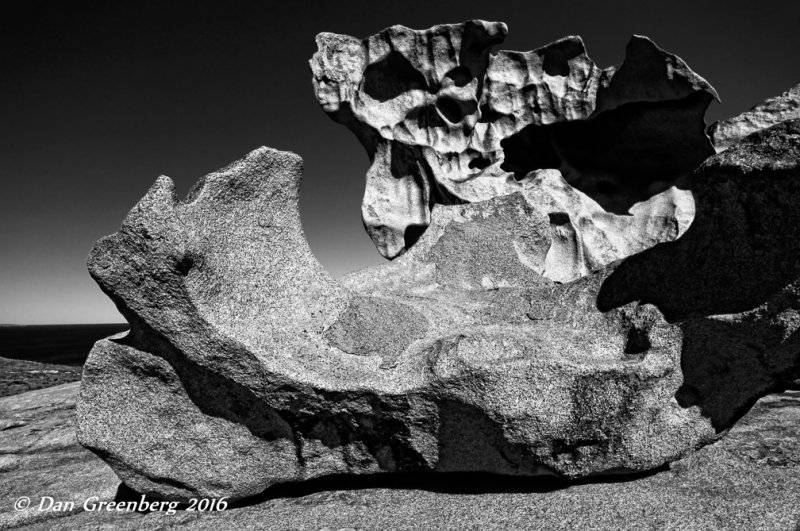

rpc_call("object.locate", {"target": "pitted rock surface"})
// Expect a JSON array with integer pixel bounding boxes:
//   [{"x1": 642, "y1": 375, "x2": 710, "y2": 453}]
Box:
[
  {"x1": 73, "y1": 19, "x2": 800, "y2": 504},
  {"x1": 710, "y1": 81, "x2": 800, "y2": 151},
  {"x1": 311, "y1": 20, "x2": 716, "y2": 282}
]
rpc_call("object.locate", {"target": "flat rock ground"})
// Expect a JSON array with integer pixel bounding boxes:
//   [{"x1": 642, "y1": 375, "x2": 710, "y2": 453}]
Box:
[
  {"x1": 1, "y1": 381, "x2": 799, "y2": 530},
  {"x1": 0, "y1": 357, "x2": 82, "y2": 398}
]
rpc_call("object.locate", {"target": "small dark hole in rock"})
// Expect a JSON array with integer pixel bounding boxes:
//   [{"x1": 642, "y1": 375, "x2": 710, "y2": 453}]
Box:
[
  {"x1": 500, "y1": 125, "x2": 561, "y2": 181},
  {"x1": 543, "y1": 48, "x2": 570, "y2": 77},
  {"x1": 624, "y1": 327, "x2": 651, "y2": 355},
  {"x1": 478, "y1": 104, "x2": 503, "y2": 123},
  {"x1": 174, "y1": 255, "x2": 194, "y2": 276},
  {"x1": 542, "y1": 39, "x2": 584, "y2": 77},
  {"x1": 363, "y1": 50, "x2": 430, "y2": 102},
  {"x1": 445, "y1": 66, "x2": 474, "y2": 87},
  {"x1": 404, "y1": 224, "x2": 428, "y2": 249},
  {"x1": 436, "y1": 96, "x2": 478, "y2": 124},
  {"x1": 429, "y1": 178, "x2": 468, "y2": 206},
  {"x1": 548, "y1": 213, "x2": 571, "y2": 226},
  {"x1": 468, "y1": 155, "x2": 492, "y2": 170}
]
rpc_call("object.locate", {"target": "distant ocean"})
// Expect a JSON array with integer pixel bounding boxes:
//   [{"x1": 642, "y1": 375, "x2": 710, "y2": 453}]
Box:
[{"x1": 0, "y1": 324, "x2": 129, "y2": 365}]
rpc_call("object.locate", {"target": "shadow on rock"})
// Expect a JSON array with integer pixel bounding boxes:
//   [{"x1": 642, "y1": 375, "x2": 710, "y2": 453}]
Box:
[
  {"x1": 598, "y1": 120, "x2": 800, "y2": 431},
  {"x1": 114, "y1": 466, "x2": 668, "y2": 510}
]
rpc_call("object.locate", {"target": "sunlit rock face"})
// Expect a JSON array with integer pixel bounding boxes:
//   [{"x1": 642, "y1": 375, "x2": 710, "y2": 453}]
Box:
[
  {"x1": 78, "y1": 118, "x2": 800, "y2": 502},
  {"x1": 310, "y1": 20, "x2": 717, "y2": 279},
  {"x1": 75, "y1": 19, "x2": 800, "y2": 504},
  {"x1": 709, "y1": 81, "x2": 800, "y2": 152}
]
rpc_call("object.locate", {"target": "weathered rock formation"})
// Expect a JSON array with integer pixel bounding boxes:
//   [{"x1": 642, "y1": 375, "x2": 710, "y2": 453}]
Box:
[
  {"x1": 78, "y1": 114, "x2": 800, "y2": 502},
  {"x1": 710, "y1": 81, "x2": 800, "y2": 151},
  {"x1": 311, "y1": 21, "x2": 717, "y2": 281},
  {"x1": 75, "y1": 19, "x2": 800, "y2": 504}
]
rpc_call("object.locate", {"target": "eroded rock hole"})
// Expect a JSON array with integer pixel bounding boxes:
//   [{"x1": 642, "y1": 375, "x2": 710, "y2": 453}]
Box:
[
  {"x1": 457, "y1": 20, "x2": 504, "y2": 89},
  {"x1": 478, "y1": 104, "x2": 504, "y2": 123},
  {"x1": 405, "y1": 104, "x2": 448, "y2": 131},
  {"x1": 445, "y1": 66, "x2": 474, "y2": 87},
  {"x1": 404, "y1": 224, "x2": 427, "y2": 249},
  {"x1": 624, "y1": 327, "x2": 651, "y2": 356},
  {"x1": 429, "y1": 175, "x2": 468, "y2": 206},
  {"x1": 548, "y1": 212, "x2": 571, "y2": 226},
  {"x1": 174, "y1": 254, "x2": 195, "y2": 276},
  {"x1": 500, "y1": 94, "x2": 714, "y2": 213},
  {"x1": 542, "y1": 39, "x2": 585, "y2": 77},
  {"x1": 499, "y1": 123, "x2": 561, "y2": 180},
  {"x1": 436, "y1": 96, "x2": 478, "y2": 124},
  {"x1": 363, "y1": 51, "x2": 430, "y2": 102},
  {"x1": 468, "y1": 154, "x2": 492, "y2": 170}
]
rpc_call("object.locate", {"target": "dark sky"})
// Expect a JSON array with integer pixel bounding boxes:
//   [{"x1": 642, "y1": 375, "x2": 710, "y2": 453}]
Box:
[{"x1": 2, "y1": 0, "x2": 799, "y2": 324}]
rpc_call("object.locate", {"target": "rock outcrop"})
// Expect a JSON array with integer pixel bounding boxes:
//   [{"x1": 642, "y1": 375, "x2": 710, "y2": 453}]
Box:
[
  {"x1": 78, "y1": 116, "x2": 800, "y2": 502},
  {"x1": 710, "y1": 81, "x2": 800, "y2": 151},
  {"x1": 75, "y1": 19, "x2": 800, "y2": 504},
  {"x1": 310, "y1": 21, "x2": 717, "y2": 281}
]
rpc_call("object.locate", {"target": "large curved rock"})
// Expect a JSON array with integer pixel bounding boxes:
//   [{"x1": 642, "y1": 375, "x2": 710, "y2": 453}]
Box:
[
  {"x1": 310, "y1": 20, "x2": 717, "y2": 280},
  {"x1": 78, "y1": 117, "x2": 800, "y2": 501}
]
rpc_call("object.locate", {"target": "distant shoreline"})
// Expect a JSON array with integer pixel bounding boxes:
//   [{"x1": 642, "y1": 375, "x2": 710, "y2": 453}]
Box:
[
  {"x1": 0, "y1": 356, "x2": 83, "y2": 397},
  {"x1": 0, "y1": 323, "x2": 129, "y2": 365}
]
